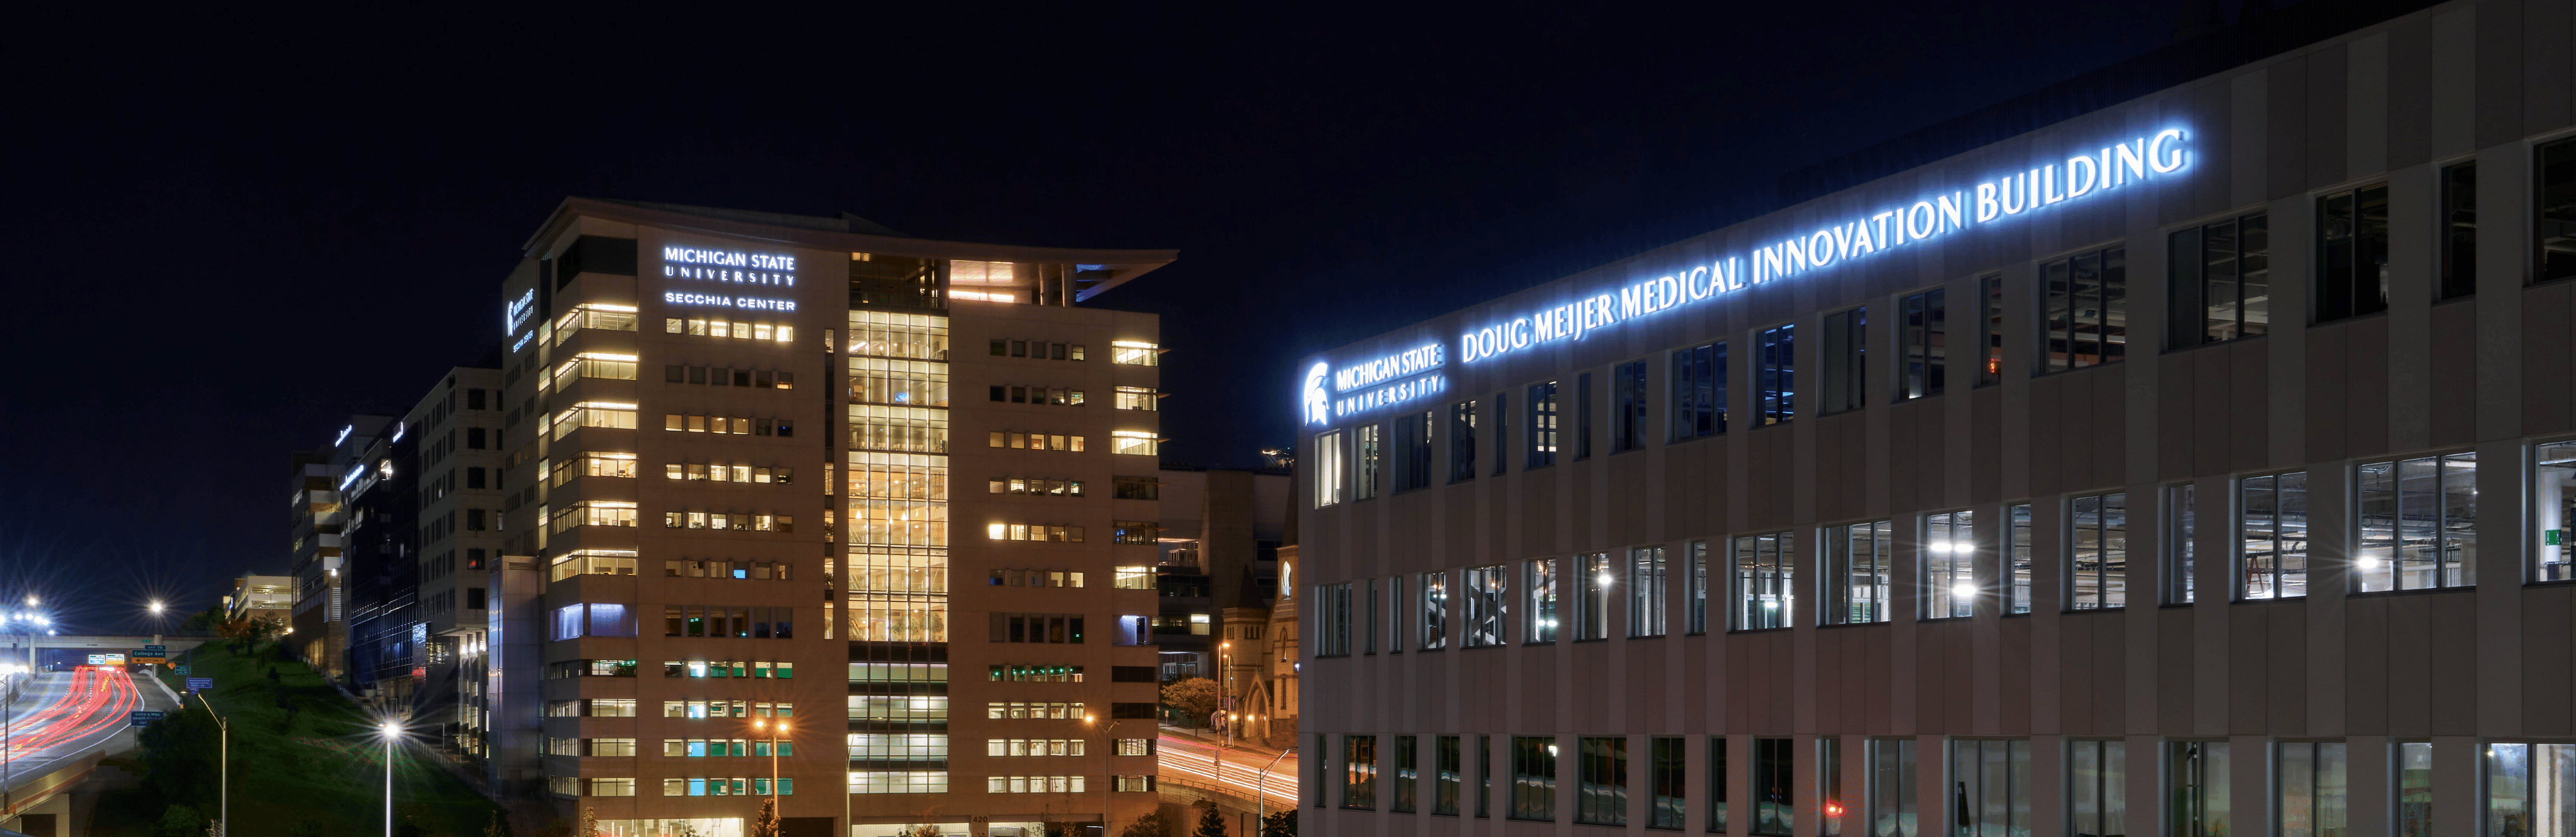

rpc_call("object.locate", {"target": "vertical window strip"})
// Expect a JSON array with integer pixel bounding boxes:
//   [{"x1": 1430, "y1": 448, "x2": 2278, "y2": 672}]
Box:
[
  {"x1": 1630, "y1": 546, "x2": 1667, "y2": 637},
  {"x1": 2007, "y1": 504, "x2": 2034, "y2": 614},
  {"x1": 2068, "y1": 493, "x2": 2128, "y2": 610},
  {"x1": 2239, "y1": 473, "x2": 2311, "y2": 600},
  {"x1": 1821, "y1": 521, "x2": 1891, "y2": 625},
  {"x1": 1922, "y1": 511, "x2": 1976, "y2": 619}
]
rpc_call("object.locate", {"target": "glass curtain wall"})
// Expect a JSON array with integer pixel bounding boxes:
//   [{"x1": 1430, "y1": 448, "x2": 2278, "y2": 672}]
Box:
[{"x1": 848, "y1": 313, "x2": 951, "y2": 647}]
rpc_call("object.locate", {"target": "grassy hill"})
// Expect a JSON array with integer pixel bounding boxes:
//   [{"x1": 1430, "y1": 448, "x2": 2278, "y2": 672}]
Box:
[{"x1": 88, "y1": 641, "x2": 506, "y2": 836}]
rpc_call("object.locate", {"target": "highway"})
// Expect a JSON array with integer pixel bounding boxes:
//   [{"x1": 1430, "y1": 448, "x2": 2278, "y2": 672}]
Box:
[
  {"x1": 1, "y1": 668, "x2": 145, "y2": 792},
  {"x1": 1155, "y1": 732, "x2": 1298, "y2": 807}
]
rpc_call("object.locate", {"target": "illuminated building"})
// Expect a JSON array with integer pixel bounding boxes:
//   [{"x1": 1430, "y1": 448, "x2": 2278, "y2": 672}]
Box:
[
  {"x1": 1298, "y1": 1, "x2": 2576, "y2": 834},
  {"x1": 489, "y1": 198, "x2": 1176, "y2": 836},
  {"x1": 224, "y1": 574, "x2": 292, "y2": 628},
  {"x1": 287, "y1": 415, "x2": 393, "y2": 679},
  {"x1": 405, "y1": 364, "x2": 509, "y2": 759}
]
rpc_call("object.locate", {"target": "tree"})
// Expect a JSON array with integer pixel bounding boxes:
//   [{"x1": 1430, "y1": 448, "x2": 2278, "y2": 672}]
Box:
[
  {"x1": 485, "y1": 811, "x2": 509, "y2": 837},
  {"x1": 1191, "y1": 804, "x2": 1228, "y2": 837},
  {"x1": 1119, "y1": 810, "x2": 1173, "y2": 837},
  {"x1": 577, "y1": 806, "x2": 598, "y2": 837},
  {"x1": 152, "y1": 804, "x2": 205, "y2": 837},
  {"x1": 1257, "y1": 811, "x2": 1295, "y2": 837},
  {"x1": 1160, "y1": 677, "x2": 1219, "y2": 726},
  {"x1": 751, "y1": 798, "x2": 782, "y2": 837}
]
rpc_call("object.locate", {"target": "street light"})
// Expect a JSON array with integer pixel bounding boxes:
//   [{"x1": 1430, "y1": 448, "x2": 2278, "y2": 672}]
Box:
[
  {"x1": 1084, "y1": 713, "x2": 1124, "y2": 832},
  {"x1": 752, "y1": 718, "x2": 789, "y2": 801},
  {"x1": 193, "y1": 691, "x2": 229, "y2": 837},
  {"x1": 1255, "y1": 746, "x2": 1298, "y2": 828},
  {"x1": 149, "y1": 600, "x2": 165, "y2": 616},
  {"x1": 379, "y1": 722, "x2": 401, "y2": 837}
]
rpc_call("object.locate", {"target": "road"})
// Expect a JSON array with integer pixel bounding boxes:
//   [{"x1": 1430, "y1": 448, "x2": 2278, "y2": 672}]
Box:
[
  {"x1": 1, "y1": 667, "x2": 146, "y2": 792},
  {"x1": 1156, "y1": 733, "x2": 1298, "y2": 807}
]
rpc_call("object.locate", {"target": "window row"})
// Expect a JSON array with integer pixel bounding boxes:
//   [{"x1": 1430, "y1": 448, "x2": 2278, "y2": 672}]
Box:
[
  {"x1": 988, "y1": 339, "x2": 1088, "y2": 361},
  {"x1": 661, "y1": 604, "x2": 796, "y2": 639},
  {"x1": 659, "y1": 660, "x2": 796, "y2": 679},
  {"x1": 988, "y1": 477, "x2": 1085, "y2": 497},
  {"x1": 846, "y1": 310, "x2": 949, "y2": 360},
  {"x1": 661, "y1": 777, "x2": 793, "y2": 796},
  {"x1": 659, "y1": 738, "x2": 793, "y2": 758},
  {"x1": 988, "y1": 702, "x2": 1086, "y2": 720},
  {"x1": 660, "y1": 364, "x2": 797, "y2": 390},
  {"x1": 989, "y1": 431, "x2": 1088, "y2": 452},
  {"x1": 661, "y1": 700, "x2": 792, "y2": 719},
  {"x1": 988, "y1": 613, "x2": 1086, "y2": 644},
  {"x1": 544, "y1": 659, "x2": 638, "y2": 679},
  {"x1": 987, "y1": 385, "x2": 1088, "y2": 406},
  {"x1": 549, "y1": 776, "x2": 641, "y2": 798},
  {"x1": 987, "y1": 664, "x2": 1084, "y2": 682},
  {"x1": 983, "y1": 523, "x2": 1087, "y2": 543},
  {"x1": 542, "y1": 737, "x2": 636, "y2": 757},
  {"x1": 663, "y1": 462, "x2": 794, "y2": 484},
  {"x1": 659, "y1": 558, "x2": 794, "y2": 580},
  {"x1": 988, "y1": 738, "x2": 1087, "y2": 757},
  {"x1": 658, "y1": 510, "x2": 796, "y2": 532},
  {"x1": 847, "y1": 357, "x2": 948, "y2": 407},
  {"x1": 987, "y1": 568, "x2": 1087, "y2": 587},
  {"x1": 662, "y1": 317, "x2": 795, "y2": 344},
  {"x1": 1321, "y1": 733, "x2": 2566, "y2": 837},
  {"x1": 1316, "y1": 440, "x2": 2576, "y2": 650}
]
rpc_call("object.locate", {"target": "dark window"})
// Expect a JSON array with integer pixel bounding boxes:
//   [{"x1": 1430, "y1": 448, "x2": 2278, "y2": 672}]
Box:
[
  {"x1": 1977, "y1": 274, "x2": 2004, "y2": 386},
  {"x1": 732, "y1": 370, "x2": 751, "y2": 387},
  {"x1": 1574, "y1": 372, "x2": 1594, "y2": 459},
  {"x1": 2316, "y1": 183, "x2": 2391, "y2": 323},
  {"x1": 713, "y1": 368, "x2": 730, "y2": 387},
  {"x1": 755, "y1": 370, "x2": 773, "y2": 388},
  {"x1": 1670, "y1": 341, "x2": 1725, "y2": 441},
  {"x1": 466, "y1": 428, "x2": 486, "y2": 449},
  {"x1": 1708, "y1": 737, "x2": 1728, "y2": 832},
  {"x1": 466, "y1": 548, "x2": 486, "y2": 570},
  {"x1": 776, "y1": 419, "x2": 791, "y2": 437},
  {"x1": 1436, "y1": 735, "x2": 1463, "y2": 816},
  {"x1": 1578, "y1": 737, "x2": 1629, "y2": 826},
  {"x1": 1448, "y1": 401, "x2": 1477, "y2": 483},
  {"x1": 1011, "y1": 340, "x2": 1027, "y2": 357},
  {"x1": 2042, "y1": 246, "x2": 2128, "y2": 371},
  {"x1": 1112, "y1": 476, "x2": 1159, "y2": 500},
  {"x1": 1897, "y1": 290, "x2": 1944, "y2": 400},
  {"x1": 1611, "y1": 361, "x2": 1647, "y2": 451},
  {"x1": 2539, "y1": 137, "x2": 2576, "y2": 283},
  {"x1": 1354, "y1": 425, "x2": 1381, "y2": 500},
  {"x1": 1394, "y1": 410, "x2": 1434, "y2": 491},
  {"x1": 1526, "y1": 381, "x2": 1558, "y2": 468},
  {"x1": 2440, "y1": 161, "x2": 2479, "y2": 301},
  {"x1": 989, "y1": 339, "x2": 1005, "y2": 355},
  {"x1": 466, "y1": 587, "x2": 486, "y2": 610},
  {"x1": 1651, "y1": 737, "x2": 1686, "y2": 829},
  {"x1": 1109, "y1": 702, "x2": 1156, "y2": 719},
  {"x1": 1110, "y1": 666, "x2": 1155, "y2": 682},
  {"x1": 1051, "y1": 343, "x2": 1067, "y2": 360},
  {"x1": 555, "y1": 236, "x2": 639, "y2": 287},
  {"x1": 1757, "y1": 324, "x2": 1795, "y2": 426},
  {"x1": 665, "y1": 364, "x2": 684, "y2": 383},
  {"x1": 1511, "y1": 736, "x2": 1557, "y2": 821},
  {"x1": 465, "y1": 467, "x2": 486, "y2": 489},
  {"x1": 1751, "y1": 738, "x2": 1794, "y2": 836},
  {"x1": 466, "y1": 388, "x2": 487, "y2": 411},
  {"x1": 1819, "y1": 307, "x2": 1866, "y2": 413},
  {"x1": 2167, "y1": 213, "x2": 2271, "y2": 348},
  {"x1": 466, "y1": 509, "x2": 486, "y2": 531},
  {"x1": 1479, "y1": 735, "x2": 1493, "y2": 818},
  {"x1": 989, "y1": 386, "x2": 1005, "y2": 402},
  {"x1": 688, "y1": 366, "x2": 706, "y2": 384},
  {"x1": 1394, "y1": 735, "x2": 1419, "y2": 813}
]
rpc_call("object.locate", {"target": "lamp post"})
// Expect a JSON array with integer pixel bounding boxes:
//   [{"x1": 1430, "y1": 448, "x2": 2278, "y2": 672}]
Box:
[
  {"x1": 753, "y1": 718, "x2": 788, "y2": 800},
  {"x1": 193, "y1": 691, "x2": 227, "y2": 836},
  {"x1": 379, "y1": 722, "x2": 401, "y2": 837},
  {"x1": 1254, "y1": 746, "x2": 1296, "y2": 830},
  {"x1": 1217, "y1": 641, "x2": 1231, "y2": 749},
  {"x1": 1084, "y1": 714, "x2": 1124, "y2": 834}
]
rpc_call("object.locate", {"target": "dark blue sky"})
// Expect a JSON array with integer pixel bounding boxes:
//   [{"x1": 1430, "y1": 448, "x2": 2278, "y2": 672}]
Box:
[{"x1": 1, "y1": 3, "x2": 2211, "y2": 632}]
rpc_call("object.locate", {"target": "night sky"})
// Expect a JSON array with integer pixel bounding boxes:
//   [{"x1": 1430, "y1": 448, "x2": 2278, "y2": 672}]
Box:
[{"x1": 5, "y1": 3, "x2": 2210, "y2": 632}]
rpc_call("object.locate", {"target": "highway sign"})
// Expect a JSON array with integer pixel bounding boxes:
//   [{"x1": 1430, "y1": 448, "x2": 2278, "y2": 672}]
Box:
[
  {"x1": 129, "y1": 711, "x2": 166, "y2": 726},
  {"x1": 175, "y1": 665, "x2": 189, "y2": 675},
  {"x1": 142, "y1": 644, "x2": 167, "y2": 652},
  {"x1": 186, "y1": 677, "x2": 213, "y2": 692},
  {"x1": 86, "y1": 654, "x2": 104, "y2": 665}
]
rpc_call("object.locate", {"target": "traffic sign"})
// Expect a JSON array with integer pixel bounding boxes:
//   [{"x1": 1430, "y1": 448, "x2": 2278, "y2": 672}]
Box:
[
  {"x1": 175, "y1": 665, "x2": 189, "y2": 675},
  {"x1": 186, "y1": 677, "x2": 213, "y2": 692},
  {"x1": 142, "y1": 644, "x2": 167, "y2": 652},
  {"x1": 129, "y1": 711, "x2": 166, "y2": 726}
]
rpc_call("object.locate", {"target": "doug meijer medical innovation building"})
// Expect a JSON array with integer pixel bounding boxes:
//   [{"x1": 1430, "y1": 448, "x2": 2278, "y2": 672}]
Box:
[{"x1": 1296, "y1": 1, "x2": 2576, "y2": 835}]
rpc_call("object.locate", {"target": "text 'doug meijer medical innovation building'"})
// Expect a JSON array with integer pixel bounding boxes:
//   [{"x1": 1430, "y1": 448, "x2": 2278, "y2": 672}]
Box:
[{"x1": 1294, "y1": 1, "x2": 2576, "y2": 835}]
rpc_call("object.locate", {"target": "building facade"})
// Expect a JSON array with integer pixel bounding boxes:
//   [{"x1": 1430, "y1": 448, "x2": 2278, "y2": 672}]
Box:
[
  {"x1": 1298, "y1": 1, "x2": 2576, "y2": 835},
  {"x1": 288, "y1": 416, "x2": 393, "y2": 679},
  {"x1": 226, "y1": 574, "x2": 293, "y2": 628},
  {"x1": 491, "y1": 199, "x2": 1176, "y2": 836},
  {"x1": 407, "y1": 364, "x2": 509, "y2": 758}
]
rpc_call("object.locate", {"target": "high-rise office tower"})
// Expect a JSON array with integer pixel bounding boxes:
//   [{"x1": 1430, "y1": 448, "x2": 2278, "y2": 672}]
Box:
[{"x1": 493, "y1": 198, "x2": 1176, "y2": 836}]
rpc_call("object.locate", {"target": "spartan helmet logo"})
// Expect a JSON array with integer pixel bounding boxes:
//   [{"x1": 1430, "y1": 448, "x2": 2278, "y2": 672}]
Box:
[{"x1": 1302, "y1": 362, "x2": 1331, "y2": 426}]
